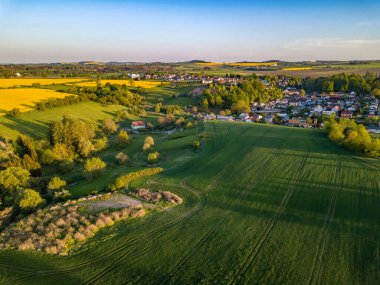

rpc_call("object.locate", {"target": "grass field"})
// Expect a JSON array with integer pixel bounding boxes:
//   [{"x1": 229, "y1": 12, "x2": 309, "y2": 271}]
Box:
[
  {"x1": 0, "y1": 88, "x2": 73, "y2": 114},
  {"x1": 76, "y1": 80, "x2": 165, "y2": 89},
  {"x1": 0, "y1": 101, "x2": 125, "y2": 139},
  {"x1": 0, "y1": 78, "x2": 87, "y2": 88},
  {"x1": 0, "y1": 122, "x2": 378, "y2": 284}
]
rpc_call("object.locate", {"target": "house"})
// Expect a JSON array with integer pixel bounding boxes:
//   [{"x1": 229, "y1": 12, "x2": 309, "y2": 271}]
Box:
[
  {"x1": 341, "y1": 110, "x2": 353, "y2": 119},
  {"x1": 238, "y1": 113, "x2": 250, "y2": 120},
  {"x1": 131, "y1": 121, "x2": 146, "y2": 130},
  {"x1": 252, "y1": 114, "x2": 263, "y2": 121},
  {"x1": 263, "y1": 114, "x2": 274, "y2": 123},
  {"x1": 216, "y1": 115, "x2": 234, "y2": 121}
]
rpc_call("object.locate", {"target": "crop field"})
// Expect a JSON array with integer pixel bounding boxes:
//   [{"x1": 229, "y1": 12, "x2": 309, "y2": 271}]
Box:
[
  {"x1": 0, "y1": 88, "x2": 73, "y2": 113},
  {"x1": 0, "y1": 122, "x2": 378, "y2": 284},
  {"x1": 195, "y1": 62, "x2": 278, "y2": 67},
  {"x1": 283, "y1": 67, "x2": 313, "y2": 71},
  {"x1": 0, "y1": 101, "x2": 125, "y2": 139},
  {"x1": 76, "y1": 80, "x2": 164, "y2": 88},
  {"x1": 0, "y1": 78, "x2": 87, "y2": 88}
]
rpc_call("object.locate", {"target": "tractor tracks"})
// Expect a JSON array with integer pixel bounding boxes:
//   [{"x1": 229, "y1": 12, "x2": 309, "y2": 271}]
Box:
[{"x1": 229, "y1": 151, "x2": 309, "y2": 285}]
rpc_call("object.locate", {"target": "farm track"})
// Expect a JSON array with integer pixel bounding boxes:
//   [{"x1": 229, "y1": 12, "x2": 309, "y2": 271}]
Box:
[
  {"x1": 161, "y1": 131, "x2": 289, "y2": 284},
  {"x1": 307, "y1": 159, "x2": 342, "y2": 285},
  {"x1": 229, "y1": 149, "x2": 310, "y2": 285}
]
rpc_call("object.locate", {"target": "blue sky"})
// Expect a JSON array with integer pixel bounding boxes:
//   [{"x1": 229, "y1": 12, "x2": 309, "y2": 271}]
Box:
[{"x1": 0, "y1": 0, "x2": 379, "y2": 63}]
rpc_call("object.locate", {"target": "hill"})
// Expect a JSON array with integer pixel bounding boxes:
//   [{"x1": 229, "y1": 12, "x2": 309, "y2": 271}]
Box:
[{"x1": 0, "y1": 122, "x2": 378, "y2": 284}]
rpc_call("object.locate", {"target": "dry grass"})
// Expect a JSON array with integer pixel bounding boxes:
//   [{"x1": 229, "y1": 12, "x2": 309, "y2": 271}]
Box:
[
  {"x1": 76, "y1": 80, "x2": 163, "y2": 89},
  {"x1": 0, "y1": 78, "x2": 87, "y2": 88},
  {"x1": 0, "y1": 88, "x2": 72, "y2": 113}
]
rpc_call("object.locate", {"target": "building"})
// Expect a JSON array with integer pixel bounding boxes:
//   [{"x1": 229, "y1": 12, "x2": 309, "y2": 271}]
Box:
[
  {"x1": 131, "y1": 121, "x2": 146, "y2": 130},
  {"x1": 341, "y1": 110, "x2": 353, "y2": 119}
]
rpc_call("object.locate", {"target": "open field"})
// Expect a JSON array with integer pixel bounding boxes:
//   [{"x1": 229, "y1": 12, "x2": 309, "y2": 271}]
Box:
[
  {"x1": 0, "y1": 122, "x2": 378, "y2": 284},
  {"x1": 76, "y1": 80, "x2": 165, "y2": 88},
  {"x1": 0, "y1": 78, "x2": 87, "y2": 88},
  {"x1": 0, "y1": 88, "x2": 73, "y2": 114},
  {"x1": 0, "y1": 101, "x2": 125, "y2": 139},
  {"x1": 195, "y1": 62, "x2": 278, "y2": 67}
]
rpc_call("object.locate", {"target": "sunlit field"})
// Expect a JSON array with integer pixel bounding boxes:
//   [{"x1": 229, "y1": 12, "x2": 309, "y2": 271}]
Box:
[
  {"x1": 0, "y1": 78, "x2": 87, "y2": 88},
  {"x1": 283, "y1": 67, "x2": 313, "y2": 71},
  {"x1": 0, "y1": 88, "x2": 73, "y2": 113},
  {"x1": 76, "y1": 80, "x2": 164, "y2": 88},
  {"x1": 195, "y1": 62, "x2": 278, "y2": 67}
]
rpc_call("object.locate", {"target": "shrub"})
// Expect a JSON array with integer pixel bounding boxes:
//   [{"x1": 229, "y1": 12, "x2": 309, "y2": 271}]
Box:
[
  {"x1": 147, "y1": 152, "x2": 160, "y2": 164},
  {"x1": 107, "y1": 168, "x2": 163, "y2": 192},
  {"x1": 143, "y1": 136, "x2": 154, "y2": 151},
  {"x1": 18, "y1": 189, "x2": 44, "y2": 212},
  {"x1": 103, "y1": 118, "x2": 118, "y2": 135},
  {"x1": 192, "y1": 140, "x2": 201, "y2": 150},
  {"x1": 117, "y1": 130, "x2": 130, "y2": 147},
  {"x1": 115, "y1": 152, "x2": 129, "y2": 165},
  {"x1": 83, "y1": 157, "x2": 106, "y2": 179},
  {"x1": 48, "y1": 177, "x2": 67, "y2": 191}
]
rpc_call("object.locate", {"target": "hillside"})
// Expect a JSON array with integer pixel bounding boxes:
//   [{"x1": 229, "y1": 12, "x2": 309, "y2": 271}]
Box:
[{"x1": 0, "y1": 122, "x2": 378, "y2": 284}]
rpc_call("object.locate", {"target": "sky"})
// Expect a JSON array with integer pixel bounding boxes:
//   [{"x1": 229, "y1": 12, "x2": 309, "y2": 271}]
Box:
[{"x1": 0, "y1": 0, "x2": 380, "y2": 63}]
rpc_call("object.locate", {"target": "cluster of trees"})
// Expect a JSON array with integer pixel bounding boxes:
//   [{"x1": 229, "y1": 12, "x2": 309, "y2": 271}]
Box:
[
  {"x1": 35, "y1": 94, "x2": 95, "y2": 111},
  {"x1": 303, "y1": 73, "x2": 380, "y2": 95},
  {"x1": 325, "y1": 116, "x2": 380, "y2": 157},
  {"x1": 202, "y1": 77, "x2": 283, "y2": 114}
]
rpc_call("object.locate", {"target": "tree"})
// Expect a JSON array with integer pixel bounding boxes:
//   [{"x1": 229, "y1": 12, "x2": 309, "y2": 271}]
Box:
[
  {"x1": 47, "y1": 177, "x2": 66, "y2": 191},
  {"x1": 300, "y1": 89, "x2": 306, "y2": 97},
  {"x1": 192, "y1": 140, "x2": 201, "y2": 150},
  {"x1": 93, "y1": 137, "x2": 108, "y2": 151},
  {"x1": 0, "y1": 167, "x2": 30, "y2": 203},
  {"x1": 115, "y1": 152, "x2": 129, "y2": 165},
  {"x1": 154, "y1": 103, "x2": 161, "y2": 113},
  {"x1": 231, "y1": 100, "x2": 250, "y2": 114},
  {"x1": 371, "y1": 88, "x2": 380, "y2": 97},
  {"x1": 117, "y1": 130, "x2": 130, "y2": 147},
  {"x1": 84, "y1": 157, "x2": 106, "y2": 178},
  {"x1": 18, "y1": 189, "x2": 44, "y2": 212},
  {"x1": 147, "y1": 152, "x2": 159, "y2": 163},
  {"x1": 103, "y1": 118, "x2": 118, "y2": 135},
  {"x1": 143, "y1": 136, "x2": 154, "y2": 151},
  {"x1": 77, "y1": 137, "x2": 94, "y2": 157}
]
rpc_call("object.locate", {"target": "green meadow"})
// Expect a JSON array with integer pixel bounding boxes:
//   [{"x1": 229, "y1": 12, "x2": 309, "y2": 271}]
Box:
[{"x1": 0, "y1": 121, "x2": 378, "y2": 284}]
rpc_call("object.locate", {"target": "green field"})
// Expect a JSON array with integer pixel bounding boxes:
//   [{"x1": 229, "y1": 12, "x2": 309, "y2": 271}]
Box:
[
  {"x1": 0, "y1": 122, "x2": 378, "y2": 284},
  {"x1": 0, "y1": 102, "x2": 125, "y2": 140}
]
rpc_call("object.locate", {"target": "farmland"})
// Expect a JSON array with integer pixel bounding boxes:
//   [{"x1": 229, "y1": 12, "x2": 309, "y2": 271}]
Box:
[
  {"x1": 0, "y1": 122, "x2": 378, "y2": 284},
  {"x1": 0, "y1": 78, "x2": 87, "y2": 88},
  {"x1": 0, "y1": 101, "x2": 125, "y2": 139},
  {"x1": 76, "y1": 80, "x2": 164, "y2": 88},
  {"x1": 0, "y1": 88, "x2": 73, "y2": 114}
]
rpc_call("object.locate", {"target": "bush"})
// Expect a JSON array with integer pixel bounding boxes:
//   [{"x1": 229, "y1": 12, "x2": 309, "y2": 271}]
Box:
[
  {"x1": 83, "y1": 157, "x2": 106, "y2": 179},
  {"x1": 147, "y1": 152, "x2": 160, "y2": 164},
  {"x1": 103, "y1": 118, "x2": 118, "y2": 135},
  {"x1": 117, "y1": 130, "x2": 130, "y2": 147},
  {"x1": 115, "y1": 152, "x2": 129, "y2": 165},
  {"x1": 143, "y1": 136, "x2": 154, "y2": 151},
  {"x1": 192, "y1": 140, "x2": 201, "y2": 150},
  {"x1": 18, "y1": 189, "x2": 44, "y2": 212},
  {"x1": 107, "y1": 168, "x2": 163, "y2": 192}
]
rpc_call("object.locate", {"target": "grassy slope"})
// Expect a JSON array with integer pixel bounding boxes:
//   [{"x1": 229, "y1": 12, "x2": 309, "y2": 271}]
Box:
[
  {"x1": 0, "y1": 122, "x2": 378, "y2": 284},
  {"x1": 0, "y1": 102, "x2": 125, "y2": 140}
]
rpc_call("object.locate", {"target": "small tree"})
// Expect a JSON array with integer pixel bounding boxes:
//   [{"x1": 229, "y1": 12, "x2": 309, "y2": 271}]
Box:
[
  {"x1": 18, "y1": 189, "x2": 44, "y2": 212},
  {"x1": 147, "y1": 152, "x2": 160, "y2": 164},
  {"x1": 48, "y1": 177, "x2": 66, "y2": 191},
  {"x1": 84, "y1": 157, "x2": 106, "y2": 179},
  {"x1": 117, "y1": 130, "x2": 130, "y2": 147},
  {"x1": 103, "y1": 118, "x2": 118, "y2": 135},
  {"x1": 0, "y1": 167, "x2": 30, "y2": 205},
  {"x1": 143, "y1": 136, "x2": 154, "y2": 151},
  {"x1": 192, "y1": 140, "x2": 201, "y2": 150},
  {"x1": 77, "y1": 137, "x2": 94, "y2": 157},
  {"x1": 154, "y1": 103, "x2": 161, "y2": 113},
  {"x1": 115, "y1": 152, "x2": 129, "y2": 165}
]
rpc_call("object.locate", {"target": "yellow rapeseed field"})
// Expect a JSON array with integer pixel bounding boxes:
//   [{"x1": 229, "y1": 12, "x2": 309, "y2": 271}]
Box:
[
  {"x1": 195, "y1": 62, "x2": 278, "y2": 67},
  {"x1": 283, "y1": 67, "x2": 313, "y2": 71},
  {"x1": 76, "y1": 80, "x2": 164, "y2": 88},
  {"x1": 0, "y1": 88, "x2": 72, "y2": 113},
  {"x1": 0, "y1": 78, "x2": 87, "y2": 88}
]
